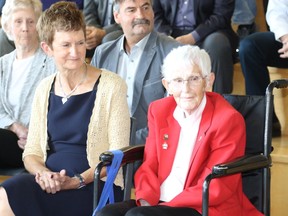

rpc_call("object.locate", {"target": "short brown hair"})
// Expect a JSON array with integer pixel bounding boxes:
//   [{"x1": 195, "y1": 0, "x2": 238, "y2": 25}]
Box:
[{"x1": 37, "y1": 1, "x2": 86, "y2": 47}]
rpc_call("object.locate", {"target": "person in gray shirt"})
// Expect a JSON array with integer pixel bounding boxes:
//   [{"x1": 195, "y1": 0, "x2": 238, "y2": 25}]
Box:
[{"x1": 0, "y1": 0, "x2": 56, "y2": 168}]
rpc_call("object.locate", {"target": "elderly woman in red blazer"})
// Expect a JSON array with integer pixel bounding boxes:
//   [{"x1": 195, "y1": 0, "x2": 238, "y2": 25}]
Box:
[{"x1": 96, "y1": 46, "x2": 263, "y2": 216}]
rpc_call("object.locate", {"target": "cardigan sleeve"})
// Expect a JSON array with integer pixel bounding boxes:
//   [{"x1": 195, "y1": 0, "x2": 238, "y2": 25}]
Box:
[
  {"x1": 86, "y1": 70, "x2": 130, "y2": 187},
  {"x1": 108, "y1": 77, "x2": 130, "y2": 148},
  {"x1": 0, "y1": 54, "x2": 16, "y2": 128},
  {"x1": 23, "y1": 76, "x2": 54, "y2": 162}
]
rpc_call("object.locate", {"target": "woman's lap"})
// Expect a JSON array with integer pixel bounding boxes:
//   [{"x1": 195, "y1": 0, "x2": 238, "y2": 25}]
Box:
[
  {"x1": 2, "y1": 173, "x2": 122, "y2": 216},
  {"x1": 96, "y1": 199, "x2": 202, "y2": 216}
]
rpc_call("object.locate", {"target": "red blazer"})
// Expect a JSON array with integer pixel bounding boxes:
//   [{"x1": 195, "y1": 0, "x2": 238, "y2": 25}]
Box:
[{"x1": 134, "y1": 92, "x2": 263, "y2": 216}]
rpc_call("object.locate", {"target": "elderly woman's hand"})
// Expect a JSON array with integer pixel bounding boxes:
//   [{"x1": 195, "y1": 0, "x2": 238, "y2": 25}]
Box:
[
  {"x1": 139, "y1": 199, "x2": 151, "y2": 206},
  {"x1": 9, "y1": 123, "x2": 28, "y2": 149}
]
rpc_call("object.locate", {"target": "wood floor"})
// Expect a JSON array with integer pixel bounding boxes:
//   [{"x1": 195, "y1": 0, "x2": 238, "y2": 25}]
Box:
[{"x1": 0, "y1": 175, "x2": 10, "y2": 183}]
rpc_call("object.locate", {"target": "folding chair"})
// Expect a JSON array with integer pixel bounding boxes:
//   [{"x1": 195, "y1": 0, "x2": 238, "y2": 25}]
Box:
[{"x1": 93, "y1": 79, "x2": 288, "y2": 215}]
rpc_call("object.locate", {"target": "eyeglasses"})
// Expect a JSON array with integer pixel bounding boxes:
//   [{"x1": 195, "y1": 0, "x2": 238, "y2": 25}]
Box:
[{"x1": 168, "y1": 75, "x2": 205, "y2": 88}]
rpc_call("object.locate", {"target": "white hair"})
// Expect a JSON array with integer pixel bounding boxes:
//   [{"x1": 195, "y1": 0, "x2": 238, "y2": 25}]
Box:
[
  {"x1": 1, "y1": 0, "x2": 42, "y2": 40},
  {"x1": 161, "y1": 45, "x2": 211, "y2": 81}
]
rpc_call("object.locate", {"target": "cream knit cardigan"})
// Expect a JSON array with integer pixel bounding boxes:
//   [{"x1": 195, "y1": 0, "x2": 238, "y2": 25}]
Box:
[{"x1": 23, "y1": 69, "x2": 130, "y2": 187}]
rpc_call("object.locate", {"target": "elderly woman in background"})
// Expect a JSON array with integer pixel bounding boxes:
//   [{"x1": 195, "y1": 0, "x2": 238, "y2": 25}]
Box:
[
  {"x1": 0, "y1": 0, "x2": 56, "y2": 168},
  {"x1": 0, "y1": 0, "x2": 84, "y2": 58},
  {"x1": 0, "y1": 0, "x2": 16, "y2": 57},
  {"x1": 96, "y1": 45, "x2": 263, "y2": 216},
  {"x1": 0, "y1": 2, "x2": 130, "y2": 216}
]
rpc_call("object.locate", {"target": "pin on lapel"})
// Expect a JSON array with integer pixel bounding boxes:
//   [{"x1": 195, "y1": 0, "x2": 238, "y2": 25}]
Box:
[{"x1": 162, "y1": 134, "x2": 169, "y2": 150}]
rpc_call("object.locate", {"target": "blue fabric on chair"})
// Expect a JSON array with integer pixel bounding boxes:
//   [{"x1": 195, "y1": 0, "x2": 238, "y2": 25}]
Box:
[{"x1": 92, "y1": 150, "x2": 124, "y2": 216}]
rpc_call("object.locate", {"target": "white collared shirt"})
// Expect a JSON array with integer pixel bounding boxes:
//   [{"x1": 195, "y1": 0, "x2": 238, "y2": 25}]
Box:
[
  {"x1": 266, "y1": 0, "x2": 288, "y2": 41},
  {"x1": 160, "y1": 94, "x2": 207, "y2": 202},
  {"x1": 117, "y1": 34, "x2": 150, "y2": 113}
]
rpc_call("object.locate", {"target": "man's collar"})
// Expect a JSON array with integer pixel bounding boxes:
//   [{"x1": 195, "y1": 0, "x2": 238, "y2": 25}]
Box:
[{"x1": 119, "y1": 33, "x2": 152, "y2": 54}]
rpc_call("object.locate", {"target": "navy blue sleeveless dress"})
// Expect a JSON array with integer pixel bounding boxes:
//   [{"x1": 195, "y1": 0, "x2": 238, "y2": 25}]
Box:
[{"x1": 1, "y1": 78, "x2": 123, "y2": 216}]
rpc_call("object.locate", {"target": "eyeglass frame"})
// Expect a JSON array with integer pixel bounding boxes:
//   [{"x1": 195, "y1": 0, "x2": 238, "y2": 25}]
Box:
[{"x1": 167, "y1": 75, "x2": 207, "y2": 88}]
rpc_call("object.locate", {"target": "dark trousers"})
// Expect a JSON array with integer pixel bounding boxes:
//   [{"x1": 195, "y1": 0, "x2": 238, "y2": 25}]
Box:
[
  {"x1": 239, "y1": 31, "x2": 288, "y2": 122},
  {"x1": 96, "y1": 199, "x2": 202, "y2": 216},
  {"x1": 0, "y1": 129, "x2": 23, "y2": 167},
  {"x1": 239, "y1": 32, "x2": 288, "y2": 96},
  {"x1": 172, "y1": 29, "x2": 235, "y2": 94}
]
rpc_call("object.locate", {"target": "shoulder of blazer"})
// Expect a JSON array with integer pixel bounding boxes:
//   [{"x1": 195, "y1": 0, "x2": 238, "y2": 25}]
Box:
[
  {"x1": 205, "y1": 92, "x2": 240, "y2": 119},
  {"x1": 145, "y1": 31, "x2": 181, "y2": 55},
  {"x1": 155, "y1": 31, "x2": 182, "y2": 50},
  {"x1": 95, "y1": 37, "x2": 122, "y2": 57},
  {"x1": 150, "y1": 96, "x2": 176, "y2": 116}
]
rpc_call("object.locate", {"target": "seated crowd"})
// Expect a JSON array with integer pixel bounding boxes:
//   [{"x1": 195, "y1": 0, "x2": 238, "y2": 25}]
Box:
[{"x1": 0, "y1": 0, "x2": 287, "y2": 215}]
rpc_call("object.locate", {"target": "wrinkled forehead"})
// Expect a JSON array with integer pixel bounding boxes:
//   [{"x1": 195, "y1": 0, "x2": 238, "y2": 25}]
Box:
[
  {"x1": 11, "y1": 7, "x2": 36, "y2": 18},
  {"x1": 166, "y1": 63, "x2": 203, "y2": 80},
  {"x1": 117, "y1": 0, "x2": 152, "y2": 6}
]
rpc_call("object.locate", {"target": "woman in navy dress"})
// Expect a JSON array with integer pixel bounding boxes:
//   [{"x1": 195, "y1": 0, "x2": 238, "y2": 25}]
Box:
[{"x1": 0, "y1": 2, "x2": 130, "y2": 215}]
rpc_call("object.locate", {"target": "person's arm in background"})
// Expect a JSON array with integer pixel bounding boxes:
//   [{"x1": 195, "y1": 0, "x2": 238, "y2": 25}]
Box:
[
  {"x1": 83, "y1": 0, "x2": 106, "y2": 49},
  {"x1": 176, "y1": 0, "x2": 235, "y2": 45},
  {"x1": 266, "y1": 0, "x2": 288, "y2": 58},
  {"x1": 0, "y1": 102, "x2": 28, "y2": 149}
]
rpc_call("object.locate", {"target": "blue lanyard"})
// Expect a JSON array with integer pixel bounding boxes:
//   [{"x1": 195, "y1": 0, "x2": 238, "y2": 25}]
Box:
[{"x1": 92, "y1": 150, "x2": 124, "y2": 216}]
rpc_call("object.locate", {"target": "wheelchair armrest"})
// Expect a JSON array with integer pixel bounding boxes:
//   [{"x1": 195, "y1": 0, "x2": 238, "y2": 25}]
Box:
[
  {"x1": 212, "y1": 154, "x2": 271, "y2": 177},
  {"x1": 202, "y1": 154, "x2": 271, "y2": 216},
  {"x1": 99, "y1": 145, "x2": 145, "y2": 166},
  {"x1": 267, "y1": 79, "x2": 288, "y2": 93},
  {"x1": 93, "y1": 145, "x2": 145, "y2": 209}
]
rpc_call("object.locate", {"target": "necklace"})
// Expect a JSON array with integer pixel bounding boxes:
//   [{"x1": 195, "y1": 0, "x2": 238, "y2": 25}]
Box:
[{"x1": 58, "y1": 62, "x2": 88, "y2": 104}]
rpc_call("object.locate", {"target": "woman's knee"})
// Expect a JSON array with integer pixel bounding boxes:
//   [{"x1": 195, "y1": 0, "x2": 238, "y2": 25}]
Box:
[{"x1": 0, "y1": 187, "x2": 7, "y2": 201}]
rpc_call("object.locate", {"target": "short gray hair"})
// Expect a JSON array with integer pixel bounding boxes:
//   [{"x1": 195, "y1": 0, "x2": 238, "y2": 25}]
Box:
[
  {"x1": 1, "y1": 0, "x2": 42, "y2": 40},
  {"x1": 161, "y1": 45, "x2": 211, "y2": 81}
]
